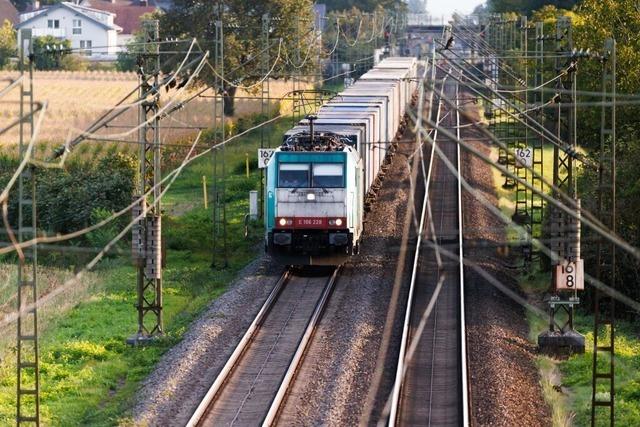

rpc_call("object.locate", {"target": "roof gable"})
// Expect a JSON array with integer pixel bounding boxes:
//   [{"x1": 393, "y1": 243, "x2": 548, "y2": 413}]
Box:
[
  {"x1": 0, "y1": 0, "x2": 18, "y2": 25},
  {"x1": 17, "y1": 2, "x2": 120, "y2": 31},
  {"x1": 81, "y1": 0, "x2": 157, "y2": 35}
]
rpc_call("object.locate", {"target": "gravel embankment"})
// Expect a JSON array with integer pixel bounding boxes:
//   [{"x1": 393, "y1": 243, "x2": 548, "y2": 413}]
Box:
[
  {"x1": 132, "y1": 257, "x2": 283, "y2": 426},
  {"x1": 459, "y1": 91, "x2": 551, "y2": 426},
  {"x1": 277, "y1": 130, "x2": 420, "y2": 426},
  {"x1": 132, "y1": 125, "x2": 419, "y2": 426}
]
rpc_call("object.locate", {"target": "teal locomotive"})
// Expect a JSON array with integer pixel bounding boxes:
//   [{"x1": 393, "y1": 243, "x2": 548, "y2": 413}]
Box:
[{"x1": 265, "y1": 57, "x2": 418, "y2": 265}]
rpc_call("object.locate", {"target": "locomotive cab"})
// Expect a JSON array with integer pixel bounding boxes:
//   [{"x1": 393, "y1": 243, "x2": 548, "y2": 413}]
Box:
[{"x1": 265, "y1": 131, "x2": 363, "y2": 266}]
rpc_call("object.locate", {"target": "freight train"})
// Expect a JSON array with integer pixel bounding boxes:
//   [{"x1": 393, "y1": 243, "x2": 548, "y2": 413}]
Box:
[{"x1": 264, "y1": 57, "x2": 419, "y2": 265}]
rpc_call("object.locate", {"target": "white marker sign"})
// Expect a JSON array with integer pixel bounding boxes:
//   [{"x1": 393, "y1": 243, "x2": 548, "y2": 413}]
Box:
[
  {"x1": 515, "y1": 146, "x2": 533, "y2": 168},
  {"x1": 258, "y1": 149, "x2": 275, "y2": 169},
  {"x1": 554, "y1": 259, "x2": 584, "y2": 291}
]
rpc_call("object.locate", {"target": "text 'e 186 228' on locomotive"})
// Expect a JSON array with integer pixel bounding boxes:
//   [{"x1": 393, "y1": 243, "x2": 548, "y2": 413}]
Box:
[{"x1": 264, "y1": 57, "x2": 419, "y2": 265}]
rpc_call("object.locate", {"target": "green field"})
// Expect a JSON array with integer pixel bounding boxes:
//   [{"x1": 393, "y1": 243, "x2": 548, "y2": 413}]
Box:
[
  {"x1": 489, "y1": 142, "x2": 640, "y2": 426},
  {"x1": 0, "y1": 117, "x2": 292, "y2": 425}
]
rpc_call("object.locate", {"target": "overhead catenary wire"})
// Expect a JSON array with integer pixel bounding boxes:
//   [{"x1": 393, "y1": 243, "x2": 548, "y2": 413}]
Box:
[
  {"x1": 433, "y1": 59, "x2": 595, "y2": 168},
  {"x1": 0, "y1": 114, "x2": 284, "y2": 257},
  {"x1": 67, "y1": 53, "x2": 209, "y2": 142},
  {"x1": 415, "y1": 119, "x2": 640, "y2": 313},
  {"x1": 1, "y1": 114, "x2": 286, "y2": 329},
  {"x1": 413, "y1": 79, "x2": 640, "y2": 262}
]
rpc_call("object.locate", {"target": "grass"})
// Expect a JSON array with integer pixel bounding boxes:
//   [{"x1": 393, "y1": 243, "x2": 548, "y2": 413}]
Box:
[
  {"x1": 490, "y1": 136, "x2": 640, "y2": 426},
  {"x1": 0, "y1": 115, "x2": 290, "y2": 425},
  {"x1": 558, "y1": 314, "x2": 640, "y2": 427}
]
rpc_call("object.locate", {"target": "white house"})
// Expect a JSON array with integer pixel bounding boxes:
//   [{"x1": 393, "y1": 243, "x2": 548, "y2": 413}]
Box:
[
  {"x1": 16, "y1": 2, "x2": 122, "y2": 59},
  {"x1": 78, "y1": 0, "x2": 159, "y2": 49}
]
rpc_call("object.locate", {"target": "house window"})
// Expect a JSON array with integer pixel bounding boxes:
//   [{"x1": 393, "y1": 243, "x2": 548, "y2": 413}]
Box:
[
  {"x1": 47, "y1": 19, "x2": 60, "y2": 29},
  {"x1": 72, "y1": 19, "x2": 82, "y2": 35},
  {"x1": 80, "y1": 40, "x2": 92, "y2": 56}
]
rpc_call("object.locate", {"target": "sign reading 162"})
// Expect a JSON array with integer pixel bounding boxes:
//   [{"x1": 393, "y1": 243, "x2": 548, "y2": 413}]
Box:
[
  {"x1": 515, "y1": 146, "x2": 533, "y2": 168},
  {"x1": 258, "y1": 149, "x2": 275, "y2": 169}
]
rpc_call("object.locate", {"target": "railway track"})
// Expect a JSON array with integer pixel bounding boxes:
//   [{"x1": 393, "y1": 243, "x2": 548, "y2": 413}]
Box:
[
  {"x1": 186, "y1": 267, "x2": 340, "y2": 427},
  {"x1": 388, "y1": 65, "x2": 469, "y2": 426}
]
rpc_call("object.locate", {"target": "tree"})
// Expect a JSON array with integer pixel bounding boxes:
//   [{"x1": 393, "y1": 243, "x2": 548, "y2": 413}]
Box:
[
  {"x1": 161, "y1": 0, "x2": 318, "y2": 116},
  {"x1": 116, "y1": 11, "x2": 162, "y2": 72},
  {"x1": 568, "y1": 0, "x2": 640, "y2": 307},
  {"x1": 0, "y1": 19, "x2": 16, "y2": 69},
  {"x1": 324, "y1": 0, "x2": 405, "y2": 13},
  {"x1": 32, "y1": 36, "x2": 71, "y2": 70},
  {"x1": 487, "y1": 0, "x2": 579, "y2": 15}
]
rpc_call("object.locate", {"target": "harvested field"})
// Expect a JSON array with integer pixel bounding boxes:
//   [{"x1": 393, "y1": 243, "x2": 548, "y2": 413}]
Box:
[{"x1": 0, "y1": 70, "x2": 311, "y2": 156}]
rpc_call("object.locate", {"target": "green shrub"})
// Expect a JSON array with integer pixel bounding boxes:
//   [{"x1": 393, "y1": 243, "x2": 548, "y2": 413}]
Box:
[
  {"x1": 32, "y1": 36, "x2": 71, "y2": 70},
  {"x1": 226, "y1": 177, "x2": 256, "y2": 194},
  {"x1": 85, "y1": 207, "x2": 120, "y2": 250},
  {"x1": 59, "y1": 54, "x2": 88, "y2": 71}
]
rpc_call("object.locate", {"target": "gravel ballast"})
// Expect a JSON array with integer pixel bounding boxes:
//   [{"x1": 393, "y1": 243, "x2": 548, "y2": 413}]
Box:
[
  {"x1": 133, "y1": 86, "x2": 551, "y2": 427},
  {"x1": 132, "y1": 258, "x2": 283, "y2": 426},
  {"x1": 459, "y1": 91, "x2": 552, "y2": 426}
]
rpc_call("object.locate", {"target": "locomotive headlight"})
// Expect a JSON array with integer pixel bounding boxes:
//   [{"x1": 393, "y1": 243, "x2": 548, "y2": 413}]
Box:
[
  {"x1": 306, "y1": 193, "x2": 316, "y2": 201},
  {"x1": 279, "y1": 218, "x2": 287, "y2": 226},
  {"x1": 335, "y1": 218, "x2": 343, "y2": 227}
]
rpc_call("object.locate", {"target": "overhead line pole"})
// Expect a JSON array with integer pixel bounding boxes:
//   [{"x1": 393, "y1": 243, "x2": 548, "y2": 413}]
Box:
[
  {"x1": 529, "y1": 21, "x2": 547, "y2": 262},
  {"x1": 260, "y1": 13, "x2": 270, "y2": 220},
  {"x1": 538, "y1": 16, "x2": 585, "y2": 356},
  {"x1": 16, "y1": 28, "x2": 40, "y2": 427},
  {"x1": 212, "y1": 9, "x2": 228, "y2": 269},
  {"x1": 128, "y1": 19, "x2": 164, "y2": 345},
  {"x1": 591, "y1": 37, "x2": 617, "y2": 427}
]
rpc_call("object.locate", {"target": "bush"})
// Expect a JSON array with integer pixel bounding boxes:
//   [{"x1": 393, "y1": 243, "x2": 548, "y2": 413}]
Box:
[
  {"x1": 0, "y1": 152, "x2": 137, "y2": 238},
  {"x1": 32, "y1": 36, "x2": 71, "y2": 70},
  {"x1": 85, "y1": 207, "x2": 121, "y2": 250},
  {"x1": 59, "y1": 54, "x2": 88, "y2": 71}
]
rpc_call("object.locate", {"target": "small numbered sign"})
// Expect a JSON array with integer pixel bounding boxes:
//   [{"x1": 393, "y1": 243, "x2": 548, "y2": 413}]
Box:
[
  {"x1": 258, "y1": 149, "x2": 275, "y2": 169},
  {"x1": 515, "y1": 146, "x2": 533, "y2": 168},
  {"x1": 554, "y1": 259, "x2": 584, "y2": 291}
]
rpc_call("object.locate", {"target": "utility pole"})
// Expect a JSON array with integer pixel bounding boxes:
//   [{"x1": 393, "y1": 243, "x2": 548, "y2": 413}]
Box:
[
  {"x1": 513, "y1": 16, "x2": 530, "y2": 232},
  {"x1": 259, "y1": 13, "x2": 270, "y2": 220},
  {"x1": 128, "y1": 19, "x2": 163, "y2": 345},
  {"x1": 538, "y1": 16, "x2": 584, "y2": 356},
  {"x1": 16, "y1": 28, "x2": 40, "y2": 427},
  {"x1": 591, "y1": 37, "x2": 617, "y2": 427},
  {"x1": 212, "y1": 13, "x2": 228, "y2": 269},
  {"x1": 529, "y1": 21, "x2": 547, "y2": 261},
  {"x1": 502, "y1": 16, "x2": 517, "y2": 189}
]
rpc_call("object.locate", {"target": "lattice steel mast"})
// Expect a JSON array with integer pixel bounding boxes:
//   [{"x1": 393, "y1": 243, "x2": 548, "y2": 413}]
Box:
[
  {"x1": 591, "y1": 37, "x2": 617, "y2": 427},
  {"x1": 129, "y1": 20, "x2": 164, "y2": 344},
  {"x1": 16, "y1": 28, "x2": 40, "y2": 427}
]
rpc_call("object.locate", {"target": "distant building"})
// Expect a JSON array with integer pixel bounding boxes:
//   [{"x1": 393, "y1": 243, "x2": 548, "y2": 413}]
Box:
[
  {"x1": 17, "y1": 2, "x2": 122, "y2": 59},
  {"x1": 0, "y1": 0, "x2": 18, "y2": 26},
  {"x1": 79, "y1": 0, "x2": 158, "y2": 46},
  {"x1": 16, "y1": 0, "x2": 165, "y2": 60},
  {"x1": 314, "y1": 3, "x2": 326, "y2": 33}
]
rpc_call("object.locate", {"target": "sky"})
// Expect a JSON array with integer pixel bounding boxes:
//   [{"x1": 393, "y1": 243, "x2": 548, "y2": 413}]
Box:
[{"x1": 427, "y1": 0, "x2": 485, "y2": 21}]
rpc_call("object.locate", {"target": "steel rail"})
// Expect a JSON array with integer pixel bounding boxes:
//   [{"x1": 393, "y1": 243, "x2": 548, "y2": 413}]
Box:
[
  {"x1": 388, "y1": 68, "x2": 469, "y2": 426},
  {"x1": 262, "y1": 266, "x2": 342, "y2": 426},
  {"x1": 455, "y1": 77, "x2": 470, "y2": 427},
  {"x1": 185, "y1": 269, "x2": 291, "y2": 427},
  {"x1": 388, "y1": 65, "x2": 444, "y2": 427}
]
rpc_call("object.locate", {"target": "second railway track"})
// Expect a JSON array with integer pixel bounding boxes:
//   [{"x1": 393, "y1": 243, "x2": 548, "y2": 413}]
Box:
[
  {"x1": 389, "y1": 61, "x2": 469, "y2": 426},
  {"x1": 187, "y1": 267, "x2": 340, "y2": 427}
]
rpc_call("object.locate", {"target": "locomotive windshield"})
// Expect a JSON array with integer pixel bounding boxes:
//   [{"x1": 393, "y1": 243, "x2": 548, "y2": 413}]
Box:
[
  {"x1": 277, "y1": 163, "x2": 344, "y2": 188},
  {"x1": 278, "y1": 163, "x2": 309, "y2": 188},
  {"x1": 312, "y1": 164, "x2": 344, "y2": 188}
]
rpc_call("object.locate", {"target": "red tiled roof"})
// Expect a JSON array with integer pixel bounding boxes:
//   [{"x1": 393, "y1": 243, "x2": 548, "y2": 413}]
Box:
[
  {"x1": 0, "y1": 0, "x2": 18, "y2": 26},
  {"x1": 83, "y1": 1, "x2": 157, "y2": 34}
]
